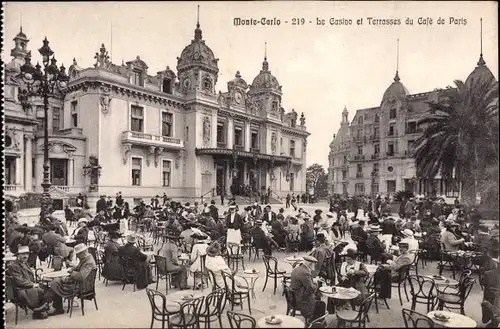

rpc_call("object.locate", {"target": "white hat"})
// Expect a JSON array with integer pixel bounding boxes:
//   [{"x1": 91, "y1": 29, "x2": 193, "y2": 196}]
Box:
[
  {"x1": 74, "y1": 243, "x2": 88, "y2": 254},
  {"x1": 402, "y1": 229, "x2": 414, "y2": 237},
  {"x1": 16, "y1": 246, "x2": 30, "y2": 254},
  {"x1": 78, "y1": 218, "x2": 88, "y2": 224},
  {"x1": 326, "y1": 212, "x2": 334, "y2": 217},
  {"x1": 204, "y1": 208, "x2": 211, "y2": 214},
  {"x1": 229, "y1": 205, "x2": 237, "y2": 209}
]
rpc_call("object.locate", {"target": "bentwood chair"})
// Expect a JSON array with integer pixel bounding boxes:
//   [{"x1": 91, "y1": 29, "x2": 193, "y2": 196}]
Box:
[
  {"x1": 308, "y1": 313, "x2": 329, "y2": 328},
  {"x1": 169, "y1": 296, "x2": 205, "y2": 329},
  {"x1": 221, "y1": 271, "x2": 252, "y2": 314},
  {"x1": 336, "y1": 293, "x2": 375, "y2": 328},
  {"x1": 227, "y1": 311, "x2": 257, "y2": 329},
  {"x1": 5, "y1": 275, "x2": 29, "y2": 325},
  {"x1": 262, "y1": 255, "x2": 286, "y2": 295},
  {"x1": 401, "y1": 308, "x2": 435, "y2": 328},
  {"x1": 145, "y1": 288, "x2": 180, "y2": 329},
  {"x1": 67, "y1": 268, "x2": 99, "y2": 318},
  {"x1": 407, "y1": 275, "x2": 436, "y2": 313},
  {"x1": 197, "y1": 288, "x2": 227, "y2": 329},
  {"x1": 435, "y1": 276, "x2": 476, "y2": 315}
]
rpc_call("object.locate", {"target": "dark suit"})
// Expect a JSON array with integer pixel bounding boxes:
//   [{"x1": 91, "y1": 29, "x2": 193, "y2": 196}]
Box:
[
  {"x1": 8, "y1": 260, "x2": 45, "y2": 309},
  {"x1": 118, "y1": 243, "x2": 151, "y2": 289},
  {"x1": 42, "y1": 231, "x2": 71, "y2": 259},
  {"x1": 225, "y1": 213, "x2": 244, "y2": 230},
  {"x1": 290, "y1": 263, "x2": 324, "y2": 321},
  {"x1": 161, "y1": 241, "x2": 188, "y2": 288},
  {"x1": 380, "y1": 218, "x2": 397, "y2": 235},
  {"x1": 209, "y1": 205, "x2": 219, "y2": 222},
  {"x1": 261, "y1": 211, "x2": 277, "y2": 224},
  {"x1": 250, "y1": 226, "x2": 272, "y2": 256},
  {"x1": 96, "y1": 198, "x2": 107, "y2": 213}
]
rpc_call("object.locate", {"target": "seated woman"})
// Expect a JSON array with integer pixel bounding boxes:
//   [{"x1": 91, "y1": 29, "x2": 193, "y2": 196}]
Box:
[
  {"x1": 337, "y1": 249, "x2": 368, "y2": 309},
  {"x1": 70, "y1": 218, "x2": 89, "y2": 245},
  {"x1": 205, "y1": 241, "x2": 247, "y2": 290},
  {"x1": 101, "y1": 231, "x2": 125, "y2": 282},
  {"x1": 190, "y1": 233, "x2": 210, "y2": 289}
]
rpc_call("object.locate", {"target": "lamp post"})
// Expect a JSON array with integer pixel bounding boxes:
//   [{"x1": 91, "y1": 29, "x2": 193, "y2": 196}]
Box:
[
  {"x1": 371, "y1": 169, "x2": 376, "y2": 198},
  {"x1": 19, "y1": 37, "x2": 69, "y2": 214}
]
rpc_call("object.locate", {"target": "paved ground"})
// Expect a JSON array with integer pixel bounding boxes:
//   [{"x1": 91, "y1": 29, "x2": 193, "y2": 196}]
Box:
[{"x1": 6, "y1": 202, "x2": 485, "y2": 328}]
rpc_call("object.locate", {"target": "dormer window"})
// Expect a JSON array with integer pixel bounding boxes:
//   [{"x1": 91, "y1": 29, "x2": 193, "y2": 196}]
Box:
[
  {"x1": 375, "y1": 114, "x2": 379, "y2": 123},
  {"x1": 162, "y1": 78, "x2": 172, "y2": 94},
  {"x1": 272, "y1": 101, "x2": 278, "y2": 112},
  {"x1": 358, "y1": 116, "x2": 364, "y2": 125},
  {"x1": 132, "y1": 70, "x2": 143, "y2": 87},
  {"x1": 389, "y1": 108, "x2": 397, "y2": 119}
]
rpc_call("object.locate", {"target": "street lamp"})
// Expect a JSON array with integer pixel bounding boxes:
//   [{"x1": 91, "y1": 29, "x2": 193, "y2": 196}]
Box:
[
  {"x1": 370, "y1": 169, "x2": 377, "y2": 198},
  {"x1": 18, "y1": 37, "x2": 69, "y2": 215}
]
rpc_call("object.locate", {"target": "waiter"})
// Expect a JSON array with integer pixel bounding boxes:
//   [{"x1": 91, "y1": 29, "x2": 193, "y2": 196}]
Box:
[{"x1": 225, "y1": 205, "x2": 243, "y2": 251}]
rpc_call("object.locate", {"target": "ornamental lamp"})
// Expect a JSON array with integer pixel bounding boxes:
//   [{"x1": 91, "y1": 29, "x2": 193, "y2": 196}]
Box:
[{"x1": 38, "y1": 37, "x2": 54, "y2": 66}]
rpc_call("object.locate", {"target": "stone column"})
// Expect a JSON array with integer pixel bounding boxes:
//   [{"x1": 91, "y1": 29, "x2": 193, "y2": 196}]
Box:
[
  {"x1": 16, "y1": 135, "x2": 24, "y2": 187},
  {"x1": 244, "y1": 122, "x2": 251, "y2": 152},
  {"x1": 243, "y1": 162, "x2": 249, "y2": 185},
  {"x1": 24, "y1": 135, "x2": 33, "y2": 192},
  {"x1": 225, "y1": 161, "x2": 231, "y2": 195},
  {"x1": 226, "y1": 118, "x2": 234, "y2": 149},
  {"x1": 67, "y1": 156, "x2": 74, "y2": 186}
]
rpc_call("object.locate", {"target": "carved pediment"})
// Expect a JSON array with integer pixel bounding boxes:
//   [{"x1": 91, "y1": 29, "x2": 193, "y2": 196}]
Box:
[{"x1": 40, "y1": 141, "x2": 77, "y2": 156}]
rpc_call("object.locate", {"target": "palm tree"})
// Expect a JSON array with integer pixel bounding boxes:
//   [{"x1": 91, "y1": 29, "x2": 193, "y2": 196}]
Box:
[{"x1": 413, "y1": 75, "x2": 498, "y2": 206}]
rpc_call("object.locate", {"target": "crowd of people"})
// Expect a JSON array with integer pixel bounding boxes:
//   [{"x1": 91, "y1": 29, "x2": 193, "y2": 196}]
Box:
[{"x1": 5, "y1": 191, "x2": 499, "y2": 326}]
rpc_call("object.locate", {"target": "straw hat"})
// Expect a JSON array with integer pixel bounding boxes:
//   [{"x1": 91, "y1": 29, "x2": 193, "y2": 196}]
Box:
[
  {"x1": 16, "y1": 245, "x2": 30, "y2": 254},
  {"x1": 326, "y1": 212, "x2": 334, "y2": 218},
  {"x1": 303, "y1": 255, "x2": 318, "y2": 263},
  {"x1": 368, "y1": 225, "x2": 382, "y2": 232},
  {"x1": 255, "y1": 220, "x2": 263, "y2": 225},
  {"x1": 402, "y1": 229, "x2": 414, "y2": 238},
  {"x1": 77, "y1": 218, "x2": 88, "y2": 224},
  {"x1": 74, "y1": 243, "x2": 88, "y2": 254}
]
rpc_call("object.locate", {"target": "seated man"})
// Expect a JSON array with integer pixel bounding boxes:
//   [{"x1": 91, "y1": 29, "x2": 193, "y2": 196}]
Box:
[
  {"x1": 40, "y1": 244, "x2": 96, "y2": 316},
  {"x1": 118, "y1": 235, "x2": 155, "y2": 290},
  {"x1": 42, "y1": 225, "x2": 73, "y2": 269},
  {"x1": 8, "y1": 246, "x2": 47, "y2": 320},
  {"x1": 380, "y1": 242, "x2": 413, "y2": 280},
  {"x1": 160, "y1": 235, "x2": 189, "y2": 289},
  {"x1": 309, "y1": 233, "x2": 333, "y2": 279},
  {"x1": 290, "y1": 256, "x2": 326, "y2": 325}
]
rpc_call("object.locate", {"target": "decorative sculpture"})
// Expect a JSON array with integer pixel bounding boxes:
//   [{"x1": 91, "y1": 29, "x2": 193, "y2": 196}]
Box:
[
  {"x1": 300, "y1": 112, "x2": 306, "y2": 127},
  {"x1": 203, "y1": 116, "x2": 211, "y2": 145},
  {"x1": 271, "y1": 133, "x2": 277, "y2": 155}
]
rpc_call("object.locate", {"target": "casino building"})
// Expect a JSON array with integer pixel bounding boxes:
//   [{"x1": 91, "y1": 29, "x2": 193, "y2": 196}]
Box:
[
  {"x1": 327, "y1": 49, "x2": 496, "y2": 200},
  {"x1": 3, "y1": 21, "x2": 309, "y2": 206}
]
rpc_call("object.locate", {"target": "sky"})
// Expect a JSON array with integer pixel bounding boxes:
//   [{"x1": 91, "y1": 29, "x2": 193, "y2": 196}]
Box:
[{"x1": 3, "y1": 1, "x2": 498, "y2": 168}]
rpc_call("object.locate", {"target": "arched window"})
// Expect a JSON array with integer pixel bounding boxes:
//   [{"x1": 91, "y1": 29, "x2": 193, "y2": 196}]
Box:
[
  {"x1": 203, "y1": 78, "x2": 212, "y2": 91},
  {"x1": 359, "y1": 116, "x2": 364, "y2": 125}
]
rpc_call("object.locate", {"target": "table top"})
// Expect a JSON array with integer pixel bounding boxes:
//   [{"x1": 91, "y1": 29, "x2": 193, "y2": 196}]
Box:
[
  {"x1": 257, "y1": 314, "x2": 305, "y2": 328},
  {"x1": 427, "y1": 311, "x2": 477, "y2": 328},
  {"x1": 238, "y1": 269, "x2": 260, "y2": 278},
  {"x1": 424, "y1": 275, "x2": 459, "y2": 286},
  {"x1": 42, "y1": 270, "x2": 70, "y2": 280},
  {"x1": 319, "y1": 286, "x2": 360, "y2": 300},
  {"x1": 165, "y1": 290, "x2": 207, "y2": 304},
  {"x1": 284, "y1": 256, "x2": 303, "y2": 262}
]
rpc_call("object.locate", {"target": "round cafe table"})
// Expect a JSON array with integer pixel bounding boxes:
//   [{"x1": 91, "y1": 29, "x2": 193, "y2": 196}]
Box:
[
  {"x1": 320, "y1": 286, "x2": 360, "y2": 300},
  {"x1": 424, "y1": 275, "x2": 459, "y2": 286},
  {"x1": 284, "y1": 256, "x2": 303, "y2": 268},
  {"x1": 237, "y1": 269, "x2": 260, "y2": 300},
  {"x1": 427, "y1": 311, "x2": 477, "y2": 328},
  {"x1": 165, "y1": 290, "x2": 207, "y2": 304},
  {"x1": 41, "y1": 270, "x2": 71, "y2": 281},
  {"x1": 257, "y1": 314, "x2": 304, "y2": 328}
]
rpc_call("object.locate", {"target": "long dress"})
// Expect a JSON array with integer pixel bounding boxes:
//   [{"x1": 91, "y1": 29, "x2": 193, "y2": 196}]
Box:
[
  {"x1": 226, "y1": 214, "x2": 243, "y2": 247},
  {"x1": 102, "y1": 241, "x2": 125, "y2": 282},
  {"x1": 190, "y1": 242, "x2": 208, "y2": 273}
]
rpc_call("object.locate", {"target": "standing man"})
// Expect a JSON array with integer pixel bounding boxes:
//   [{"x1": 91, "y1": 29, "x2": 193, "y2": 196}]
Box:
[
  {"x1": 96, "y1": 195, "x2": 107, "y2": 213},
  {"x1": 286, "y1": 193, "x2": 291, "y2": 208}
]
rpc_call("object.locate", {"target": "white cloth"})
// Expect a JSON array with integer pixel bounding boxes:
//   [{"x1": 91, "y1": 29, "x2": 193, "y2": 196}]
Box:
[
  {"x1": 340, "y1": 261, "x2": 362, "y2": 277},
  {"x1": 340, "y1": 242, "x2": 358, "y2": 254},
  {"x1": 205, "y1": 255, "x2": 247, "y2": 289},
  {"x1": 381, "y1": 234, "x2": 393, "y2": 251},
  {"x1": 226, "y1": 228, "x2": 242, "y2": 245},
  {"x1": 401, "y1": 237, "x2": 419, "y2": 253},
  {"x1": 190, "y1": 243, "x2": 208, "y2": 272}
]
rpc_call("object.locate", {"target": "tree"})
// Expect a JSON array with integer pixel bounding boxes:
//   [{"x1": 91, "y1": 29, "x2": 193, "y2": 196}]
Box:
[
  {"x1": 306, "y1": 163, "x2": 328, "y2": 196},
  {"x1": 413, "y1": 75, "x2": 498, "y2": 206}
]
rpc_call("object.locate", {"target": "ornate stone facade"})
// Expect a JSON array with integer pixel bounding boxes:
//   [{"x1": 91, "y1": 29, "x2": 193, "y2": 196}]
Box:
[{"x1": 4, "y1": 21, "x2": 310, "y2": 203}]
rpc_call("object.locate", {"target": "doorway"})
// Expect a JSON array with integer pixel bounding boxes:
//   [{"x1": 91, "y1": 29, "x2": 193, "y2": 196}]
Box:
[
  {"x1": 216, "y1": 166, "x2": 225, "y2": 195},
  {"x1": 50, "y1": 159, "x2": 68, "y2": 186},
  {"x1": 5, "y1": 156, "x2": 16, "y2": 184}
]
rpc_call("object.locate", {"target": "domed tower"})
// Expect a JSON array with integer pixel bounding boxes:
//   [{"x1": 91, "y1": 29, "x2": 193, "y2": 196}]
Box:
[
  {"x1": 5, "y1": 27, "x2": 30, "y2": 74},
  {"x1": 465, "y1": 19, "x2": 496, "y2": 87},
  {"x1": 248, "y1": 43, "x2": 283, "y2": 118},
  {"x1": 176, "y1": 9, "x2": 219, "y2": 95}
]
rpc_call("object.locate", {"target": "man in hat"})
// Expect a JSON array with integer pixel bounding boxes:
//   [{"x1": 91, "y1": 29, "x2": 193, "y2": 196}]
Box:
[
  {"x1": 208, "y1": 200, "x2": 219, "y2": 222},
  {"x1": 441, "y1": 221, "x2": 464, "y2": 251},
  {"x1": 160, "y1": 235, "x2": 189, "y2": 290},
  {"x1": 474, "y1": 225, "x2": 494, "y2": 255},
  {"x1": 301, "y1": 215, "x2": 315, "y2": 251},
  {"x1": 41, "y1": 243, "x2": 96, "y2": 316},
  {"x1": 313, "y1": 209, "x2": 323, "y2": 225},
  {"x1": 381, "y1": 242, "x2": 413, "y2": 279},
  {"x1": 261, "y1": 204, "x2": 276, "y2": 224},
  {"x1": 400, "y1": 229, "x2": 419, "y2": 252},
  {"x1": 366, "y1": 225, "x2": 391, "y2": 263},
  {"x1": 251, "y1": 220, "x2": 273, "y2": 256},
  {"x1": 290, "y1": 255, "x2": 326, "y2": 324},
  {"x1": 118, "y1": 235, "x2": 155, "y2": 289},
  {"x1": 42, "y1": 225, "x2": 74, "y2": 269},
  {"x1": 251, "y1": 202, "x2": 262, "y2": 218},
  {"x1": 310, "y1": 233, "x2": 333, "y2": 279},
  {"x1": 8, "y1": 245, "x2": 48, "y2": 319}
]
